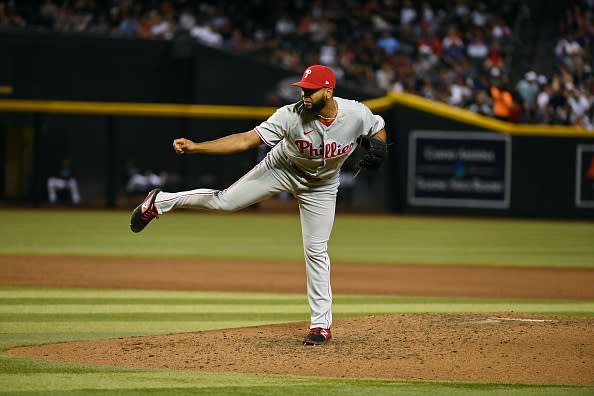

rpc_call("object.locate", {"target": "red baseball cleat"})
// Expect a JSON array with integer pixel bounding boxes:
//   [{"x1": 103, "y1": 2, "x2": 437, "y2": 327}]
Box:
[
  {"x1": 130, "y1": 188, "x2": 161, "y2": 233},
  {"x1": 302, "y1": 327, "x2": 332, "y2": 345}
]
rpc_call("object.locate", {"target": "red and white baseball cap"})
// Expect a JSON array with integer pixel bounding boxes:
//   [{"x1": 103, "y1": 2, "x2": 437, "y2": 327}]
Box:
[{"x1": 291, "y1": 65, "x2": 336, "y2": 89}]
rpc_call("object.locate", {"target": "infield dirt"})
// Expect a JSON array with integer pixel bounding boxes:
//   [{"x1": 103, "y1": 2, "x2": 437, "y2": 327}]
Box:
[{"x1": 2, "y1": 255, "x2": 594, "y2": 385}]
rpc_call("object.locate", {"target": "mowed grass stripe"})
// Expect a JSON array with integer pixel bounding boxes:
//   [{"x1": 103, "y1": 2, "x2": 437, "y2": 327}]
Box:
[
  {"x1": 3, "y1": 289, "x2": 593, "y2": 304},
  {"x1": 1, "y1": 210, "x2": 593, "y2": 267},
  {"x1": 0, "y1": 304, "x2": 309, "y2": 314},
  {"x1": 0, "y1": 288, "x2": 303, "y2": 300},
  {"x1": 0, "y1": 381, "x2": 591, "y2": 396},
  {"x1": 2, "y1": 301, "x2": 593, "y2": 315},
  {"x1": 0, "y1": 312, "x2": 308, "y2": 322},
  {"x1": 1, "y1": 289, "x2": 592, "y2": 326},
  {"x1": 0, "y1": 298, "x2": 308, "y2": 306},
  {"x1": 1, "y1": 289, "x2": 592, "y2": 316}
]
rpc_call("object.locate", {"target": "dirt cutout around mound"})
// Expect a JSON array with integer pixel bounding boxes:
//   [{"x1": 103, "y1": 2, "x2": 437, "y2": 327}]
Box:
[
  {"x1": 2, "y1": 255, "x2": 594, "y2": 300},
  {"x1": 8, "y1": 313, "x2": 593, "y2": 385}
]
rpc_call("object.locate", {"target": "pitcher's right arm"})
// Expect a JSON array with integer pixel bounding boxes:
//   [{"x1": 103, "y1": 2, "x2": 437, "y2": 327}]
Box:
[{"x1": 173, "y1": 130, "x2": 263, "y2": 155}]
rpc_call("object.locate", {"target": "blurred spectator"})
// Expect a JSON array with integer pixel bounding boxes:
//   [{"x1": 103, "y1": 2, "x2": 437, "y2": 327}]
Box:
[
  {"x1": 419, "y1": 77, "x2": 438, "y2": 100},
  {"x1": 124, "y1": 160, "x2": 167, "y2": 194},
  {"x1": 6, "y1": 0, "x2": 593, "y2": 128},
  {"x1": 490, "y1": 80, "x2": 513, "y2": 121},
  {"x1": 489, "y1": 15, "x2": 512, "y2": 41},
  {"x1": 0, "y1": 1, "x2": 26, "y2": 27},
  {"x1": 398, "y1": 22, "x2": 418, "y2": 55},
  {"x1": 471, "y1": 2, "x2": 489, "y2": 28},
  {"x1": 448, "y1": 75, "x2": 472, "y2": 106},
  {"x1": 536, "y1": 83, "x2": 553, "y2": 123},
  {"x1": 376, "y1": 29, "x2": 399, "y2": 55},
  {"x1": 47, "y1": 159, "x2": 81, "y2": 205},
  {"x1": 466, "y1": 28, "x2": 489, "y2": 67},
  {"x1": 420, "y1": 2, "x2": 434, "y2": 27},
  {"x1": 572, "y1": 112, "x2": 593, "y2": 129},
  {"x1": 137, "y1": 14, "x2": 154, "y2": 38},
  {"x1": 418, "y1": 26, "x2": 442, "y2": 56},
  {"x1": 400, "y1": 0, "x2": 417, "y2": 26},
  {"x1": 150, "y1": 10, "x2": 173, "y2": 40},
  {"x1": 508, "y1": 90, "x2": 524, "y2": 123},
  {"x1": 515, "y1": 71, "x2": 540, "y2": 122},
  {"x1": 548, "y1": 80, "x2": 571, "y2": 125},
  {"x1": 415, "y1": 43, "x2": 440, "y2": 78},
  {"x1": 275, "y1": 14, "x2": 296, "y2": 36},
  {"x1": 178, "y1": 8, "x2": 196, "y2": 32},
  {"x1": 39, "y1": 0, "x2": 58, "y2": 28},
  {"x1": 72, "y1": 2, "x2": 93, "y2": 32},
  {"x1": 468, "y1": 90, "x2": 493, "y2": 116},
  {"x1": 567, "y1": 84, "x2": 591, "y2": 122},
  {"x1": 225, "y1": 28, "x2": 252, "y2": 52},
  {"x1": 454, "y1": 0, "x2": 471, "y2": 20},
  {"x1": 442, "y1": 24, "x2": 465, "y2": 66},
  {"x1": 119, "y1": 13, "x2": 139, "y2": 36},
  {"x1": 555, "y1": 33, "x2": 583, "y2": 70},
  {"x1": 375, "y1": 61, "x2": 395, "y2": 92},
  {"x1": 484, "y1": 42, "x2": 505, "y2": 74},
  {"x1": 320, "y1": 38, "x2": 338, "y2": 65},
  {"x1": 191, "y1": 20, "x2": 223, "y2": 47}
]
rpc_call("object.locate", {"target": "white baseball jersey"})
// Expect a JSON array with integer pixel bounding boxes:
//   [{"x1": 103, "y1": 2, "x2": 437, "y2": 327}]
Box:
[
  {"x1": 255, "y1": 97, "x2": 385, "y2": 179},
  {"x1": 154, "y1": 97, "x2": 386, "y2": 331}
]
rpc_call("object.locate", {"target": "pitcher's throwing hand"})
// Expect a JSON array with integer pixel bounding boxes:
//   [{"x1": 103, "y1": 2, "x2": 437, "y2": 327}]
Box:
[{"x1": 173, "y1": 138, "x2": 194, "y2": 154}]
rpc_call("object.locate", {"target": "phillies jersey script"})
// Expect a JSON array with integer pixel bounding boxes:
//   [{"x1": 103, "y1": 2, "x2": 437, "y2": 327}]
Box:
[{"x1": 256, "y1": 97, "x2": 385, "y2": 180}]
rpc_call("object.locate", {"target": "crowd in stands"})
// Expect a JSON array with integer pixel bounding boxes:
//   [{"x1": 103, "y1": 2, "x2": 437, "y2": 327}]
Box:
[{"x1": 2, "y1": 0, "x2": 593, "y2": 129}]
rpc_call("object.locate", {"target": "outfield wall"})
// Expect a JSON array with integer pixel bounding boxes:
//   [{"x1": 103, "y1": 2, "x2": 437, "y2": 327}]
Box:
[{"x1": 388, "y1": 93, "x2": 594, "y2": 219}]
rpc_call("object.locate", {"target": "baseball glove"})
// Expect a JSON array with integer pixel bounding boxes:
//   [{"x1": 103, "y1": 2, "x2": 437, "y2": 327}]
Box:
[{"x1": 356, "y1": 135, "x2": 388, "y2": 170}]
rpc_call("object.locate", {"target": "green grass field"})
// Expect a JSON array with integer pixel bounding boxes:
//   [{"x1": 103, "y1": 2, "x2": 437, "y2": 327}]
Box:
[
  {"x1": 0, "y1": 210, "x2": 593, "y2": 395},
  {"x1": 1, "y1": 210, "x2": 593, "y2": 267}
]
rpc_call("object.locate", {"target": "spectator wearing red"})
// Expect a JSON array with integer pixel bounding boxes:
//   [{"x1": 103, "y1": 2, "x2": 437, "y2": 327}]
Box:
[
  {"x1": 417, "y1": 25, "x2": 442, "y2": 55},
  {"x1": 484, "y1": 42, "x2": 504, "y2": 73}
]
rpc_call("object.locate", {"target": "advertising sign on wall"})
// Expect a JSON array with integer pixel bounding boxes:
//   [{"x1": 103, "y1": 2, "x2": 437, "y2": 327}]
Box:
[
  {"x1": 408, "y1": 130, "x2": 511, "y2": 208},
  {"x1": 576, "y1": 144, "x2": 594, "y2": 208}
]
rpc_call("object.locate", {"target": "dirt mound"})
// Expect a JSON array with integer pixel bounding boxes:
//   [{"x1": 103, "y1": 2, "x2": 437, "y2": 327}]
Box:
[{"x1": 8, "y1": 313, "x2": 593, "y2": 385}]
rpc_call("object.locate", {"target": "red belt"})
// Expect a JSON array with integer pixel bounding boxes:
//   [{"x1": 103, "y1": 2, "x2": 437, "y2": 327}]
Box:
[{"x1": 290, "y1": 162, "x2": 322, "y2": 182}]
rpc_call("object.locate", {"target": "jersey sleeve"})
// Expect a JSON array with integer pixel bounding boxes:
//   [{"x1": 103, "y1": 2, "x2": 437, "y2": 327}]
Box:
[
  {"x1": 370, "y1": 114, "x2": 385, "y2": 136},
  {"x1": 362, "y1": 104, "x2": 385, "y2": 137},
  {"x1": 254, "y1": 107, "x2": 289, "y2": 147}
]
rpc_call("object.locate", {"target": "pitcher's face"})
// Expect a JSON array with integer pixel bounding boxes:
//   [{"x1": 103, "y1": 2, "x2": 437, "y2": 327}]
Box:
[{"x1": 301, "y1": 88, "x2": 330, "y2": 113}]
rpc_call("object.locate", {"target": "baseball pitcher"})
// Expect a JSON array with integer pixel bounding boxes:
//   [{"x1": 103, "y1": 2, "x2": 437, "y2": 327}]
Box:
[{"x1": 130, "y1": 65, "x2": 388, "y2": 345}]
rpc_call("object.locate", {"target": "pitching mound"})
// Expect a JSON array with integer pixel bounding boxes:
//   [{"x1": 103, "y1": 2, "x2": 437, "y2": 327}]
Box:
[{"x1": 8, "y1": 312, "x2": 593, "y2": 385}]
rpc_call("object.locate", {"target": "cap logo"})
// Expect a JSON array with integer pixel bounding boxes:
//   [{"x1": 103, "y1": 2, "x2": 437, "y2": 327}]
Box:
[{"x1": 304, "y1": 69, "x2": 312, "y2": 78}]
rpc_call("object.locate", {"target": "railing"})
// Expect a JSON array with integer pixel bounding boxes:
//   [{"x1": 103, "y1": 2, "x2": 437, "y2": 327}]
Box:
[{"x1": 1, "y1": 93, "x2": 591, "y2": 137}]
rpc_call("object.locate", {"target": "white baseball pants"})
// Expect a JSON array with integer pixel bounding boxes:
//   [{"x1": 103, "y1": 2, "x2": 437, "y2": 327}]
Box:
[{"x1": 155, "y1": 146, "x2": 338, "y2": 330}]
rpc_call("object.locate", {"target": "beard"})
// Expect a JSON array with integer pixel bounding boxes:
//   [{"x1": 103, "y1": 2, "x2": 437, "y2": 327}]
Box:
[{"x1": 302, "y1": 96, "x2": 327, "y2": 116}]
